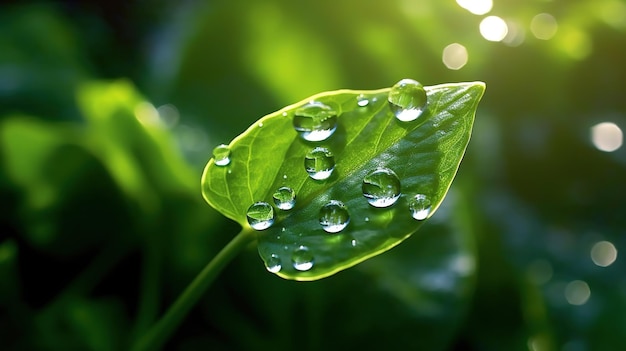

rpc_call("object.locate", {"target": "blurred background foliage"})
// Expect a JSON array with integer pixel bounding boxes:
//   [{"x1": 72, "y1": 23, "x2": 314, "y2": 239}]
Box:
[{"x1": 1, "y1": 0, "x2": 625, "y2": 350}]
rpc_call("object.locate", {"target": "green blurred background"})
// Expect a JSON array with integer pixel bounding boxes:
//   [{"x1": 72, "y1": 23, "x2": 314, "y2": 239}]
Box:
[{"x1": 1, "y1": 0, "x2": 625, "y2": 350}]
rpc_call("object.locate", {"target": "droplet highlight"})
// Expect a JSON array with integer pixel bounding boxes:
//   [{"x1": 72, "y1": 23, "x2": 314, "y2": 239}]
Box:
[
  {"x1": 293, "y1": 101, "x2": 338, "y2": 141},
  {"x1": 304, "y1": 147, "x2": 335, "y2": 180},
  {"x1": 362, "y1": 168, "x2": 401, "y2": 207},
  {"x1": 409, "y1": 194, "x2": 432, "y2": 221},
  {"x1": 319, "y1": 200, "x2": 350, "y2": 233},
  {"x1": 292, "y1": 246, "x2": 314, "y2": 271},
  {"x1": 388, "y1": 79, "x2": 427, "y2": 122},
  {"x1": 265, "y1": 254, "x2": 282, "y2": 273},
  {"x1": 273, "y1": 186, "x2": 296, "y2": 210},
  {"x1": 246, "y1": 201, "x2": 275, "y2": 230},
  {"x1": 356, "y1": 94, "x2": 370, "y2": 107},
  {"x1": 212, "y1": 144, "x2": 231, "y2": 166}
]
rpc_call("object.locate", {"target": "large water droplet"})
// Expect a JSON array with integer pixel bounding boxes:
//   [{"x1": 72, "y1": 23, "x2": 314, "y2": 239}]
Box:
[
  {"x1": 293, "y1": 101, "x2": 338, "y2": 141},
  {"x1": 388, "y1": 79, "x2": 427, "y2": 122},
  {"x1": 266, "y1": 254, "x2": 282, "y2": 273},
  {"x1": 357, "y1": 94, "x2": 370, "y2": 107},
  {"x1": 273, "y1": 186, "x2": 296, "y2": 210},
  {"x1": 409, "y1": 194, "x2": 432, "y2": 220},
  {"x1": 319, "y1": 200, "x2": 350, "y2": 233},
  {"x1": 292, "y1": 246, "x2": 314, "y2": 271},
  {"x1": 362, "y1": 168, "x2": 401, "y2": 207},
  {"x1": 212, "y1": 144, "x2": 231, "y2": 166},
  {"x1": 304, "y1": 147, "x2": 335, "y2": 180},
  {"x1": 246, "y1": 201, "x2": 275, "y2": 230}
]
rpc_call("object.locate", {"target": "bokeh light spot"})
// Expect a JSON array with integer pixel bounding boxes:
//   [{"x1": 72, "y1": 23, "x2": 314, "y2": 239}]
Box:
[
  {"x1": 456, "y1": 0, "x2": 493, "y2": 15},
  {"x1": 591, "y1": 241, "x2": 618, "y2": 267},
  {"x1": 502, "y1": 20, "x2": 525, "y2": 47},
  {"x1": 564, "y1": 280, "x2": 590, "y2": 306},
  {"x1": 530, "y1": 13, "x2": 558, "y2": 40},
  {"x1": 591, "y1": 122, "x2": 623, "y2": 152},
  {"x1": 599, "y1": 0, "x2": 626, "y2": 30},
  {"x1": 134, "y1": 102, "x2": 160, "y2": 126},
  {"x1": 559, "y1": 27, "x2": 592, "y2": 60},
  {"x1": 442, "y1": 43, "x2": 468, "y2": 70},
  {"x1": 480, "y1": 16, "x2": 508, "y2": 42}
]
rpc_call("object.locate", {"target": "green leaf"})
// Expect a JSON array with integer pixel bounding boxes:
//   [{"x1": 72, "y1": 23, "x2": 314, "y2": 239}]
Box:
[{"x1": 201, "y1": 81, "x2": 485, "y2": 280}]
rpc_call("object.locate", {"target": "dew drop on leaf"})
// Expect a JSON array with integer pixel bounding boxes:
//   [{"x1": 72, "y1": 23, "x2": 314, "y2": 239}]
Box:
[
  {"x1": 356, "y1": 94, "x2": 370, "y2": 107},
  {"x1": 273, "y1": 186, "x2": 296, "y2": 210},
  {"x1": 293, "y1": 100, "x2": 338, "y2": 141},
  {"x1": 246, "y1": 201, "x2": 275, "y2": 230},
  {"x1": 212, "y1": 144, "x2": 231, "y2": 166},
  {"x1": 319, "y1": 200, "x2": 350, "y2": 233},
  {"x1": 388, "y1": 79, "x2": 427, "y2": 122},
  {"x1": 292, "y1": 246, "x2": 314, "y2": 271},
  {"x1": 265, "y1": 253, "x2": 282, "y2": 273},
  {"x1": 362, "y1": 168, "x2": 402, "y2": 208},
  {"x1": 409, "y1": 194, "x2": 432, "y2": 221},
  {"x1": 304, "y1": 147, "x2": 335, "y2": 180}
]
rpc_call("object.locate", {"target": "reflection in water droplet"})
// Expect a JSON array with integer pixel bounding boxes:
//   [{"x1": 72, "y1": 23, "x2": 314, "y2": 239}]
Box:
[
  {"x1": 362, "y1": 168, "x2": 401, "y2": 207},
  {"x1": 388, "y1": 79, "x2": 427, "y2": 122},
  {"x1": 293, "y1": 101, "x2": 338, "y2": 141},
  {"x1": 409, "y1": 194, "x2": 432, "y2": 220},
  {"x1": 273, "y1": 186, "x2": 296, "y2": 210},
  {"x1": 319, "y1": 200, "x2": 350, "y2": 233},
  {"x1": 357, "y1": 94, "x2": 370, "y2": 107},
  {"x1": 292, "y1": 246, "x2": 314, "y2": 271},
  {"x1": 266, "y1": 254, "x2": 281, "y2": 273},
  {"x1": 246, "y1": 202, "x2": 274, "y2": 230},
  {"x1": 212, "y1": 144, "x2": 231, "y2": 166},
  {"x1": 305, "y1": 147, "x2": 335, "y2": 180}
]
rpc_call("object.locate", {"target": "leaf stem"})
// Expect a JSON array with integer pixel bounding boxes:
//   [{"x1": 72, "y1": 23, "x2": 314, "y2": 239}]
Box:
[{"x1": 132, "y1": 228, "x2": 256, "y2": 351}]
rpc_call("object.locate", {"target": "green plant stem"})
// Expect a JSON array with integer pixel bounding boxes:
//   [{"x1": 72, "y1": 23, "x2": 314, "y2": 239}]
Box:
[{"x1": 132, "y1": 228, "x2": 256, "y2": 351}]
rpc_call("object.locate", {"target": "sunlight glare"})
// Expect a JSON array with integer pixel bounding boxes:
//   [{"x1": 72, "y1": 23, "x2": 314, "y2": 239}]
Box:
[
  {"x1": 591, "y1": 122, "x2": 623, "y2": 152},
  {"x1": 480, "y1": 16, "x2": 508, "y2": 42},
  {"x1": 456, "y1": 0, "x2": 493, "y2": 15},
  {"x1": 442, "y1": 43, "x2": 468, "y2": 70}
]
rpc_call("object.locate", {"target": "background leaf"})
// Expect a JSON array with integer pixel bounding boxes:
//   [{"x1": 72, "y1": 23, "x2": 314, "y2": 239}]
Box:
[{"x1": 202, "y1": 81, "x2": 485, "y2": 280}]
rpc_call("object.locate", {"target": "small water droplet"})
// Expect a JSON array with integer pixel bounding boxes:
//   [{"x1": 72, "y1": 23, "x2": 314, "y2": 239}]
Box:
[
  {"x1": 292, "y1": 246, "x2": 314, "y2": 271},
  {"x1": 283, "y1": 174, "x2": 288, "y2": 179},
  {"x1": 293, "y1": 101, "x2": 338, "y2": 141},
  {"x1": 304, "y1": 147, "x2": 335, "y2": 180},
  {"x1": 388, "y1": 79, "x2": 427, "y2": 122},
  {"x1": 351, "y1": 239, "x2": 357, "y2": 247},
  {"x1": 258, "y1": 122, "x2": 264, "y2": 127},
  {"x1": 409, "y1": 194, "x2": 432, "y2": 220},
  {"x1": 282, "y1": 112, "x2": 288, "y2": 117},
  {"x1": 273, "y1": 186, "x2": 296, "y2": 210},
  {"x1": 266, "y1": 254, "x2": 281, "y2": 273},
  {"x1": 362, "y1": 168, "x2": 401, "y2": 207},
  {"x1": 365, "y1": 217, "x2": 370, "y2": 222},
  {"x1": 357, "y1": 94, "x2": 370, "y2": 107},
  {"x1": 319, "y1": 200, "x2": 350, "y2": 233},
  {"x1": 212, "y1": 144, "x2": 231, "y2": 166},
  {"x1": 246, "y1": 201, "x2": 275, "y2": 230}
]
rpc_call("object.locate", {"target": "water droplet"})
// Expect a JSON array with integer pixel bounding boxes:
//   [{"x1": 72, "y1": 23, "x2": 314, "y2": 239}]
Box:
[
  {"x1": 292, "y1": 246, "x2": 314, "y2": 271},
  {"x1": 283, "y1": 174, "x2": 288, "y2": 179},
  {"x1": 273, "y1": 186, "x2": 296, "y2": 210},
  {"x1": 388, "y1": 79, "x2": 427, "y2": 122},
  {"x1": 319, "y1": 200, "x2": 350, "y2": 233},
  {"x1": 293, "y1": 101, "x2": 338, "y2": 141},
  {"x1": 266, "y1": 254, "x2": 281, "y2": 273},
  {"x1": 351, "y1": 239, "x2": 357, "y2": 247},
  {"x1": 409, "y1": 194, "x2": 432, "y2": 220},
  {"x1": 357, "y1": 94, "x2": 370, "y2": 107},
  {"x1": 246, "y1": 201, "x2": 275, "y2": 230},
  {"x1": 362, "y1": 168, "x2": 401, "y2": 207},
  {"x1": 258, "y1": 122, "x2": 264, "y2": 127},
  {"x1": 304, "y1": 147, "x2": 335, "y2": 180},
  {"x1": 212, "y1": 144, "x2": 231, "y2": 166}
]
